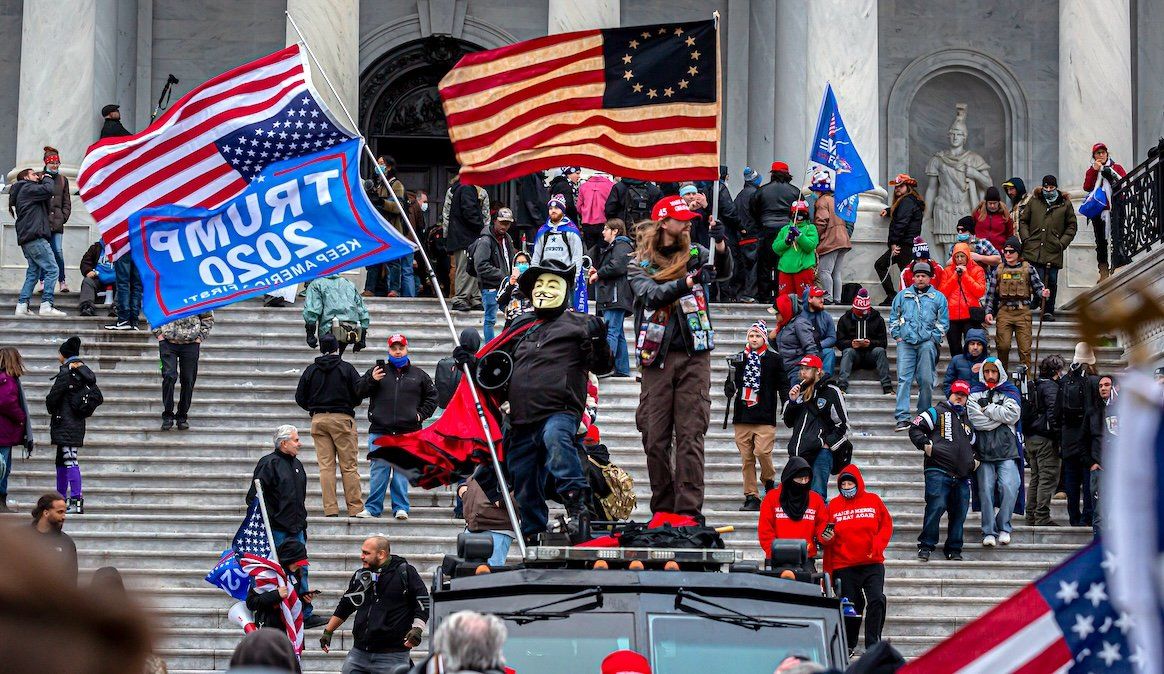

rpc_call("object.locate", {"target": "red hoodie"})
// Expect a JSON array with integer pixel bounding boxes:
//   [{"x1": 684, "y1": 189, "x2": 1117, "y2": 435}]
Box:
[
  {"x1": 822, "y1": 464, "x2": 893, "y2": 574},
  {"x1": 758, "y1": 486, "x2": 829, "y2": 559}
]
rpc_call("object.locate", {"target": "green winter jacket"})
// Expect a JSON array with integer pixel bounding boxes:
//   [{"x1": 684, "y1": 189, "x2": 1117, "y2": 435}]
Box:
[
  {"x1": 302, "y1": 275, "x2": 370, "y2": 329},
  {"x1": 772, "y1": 222, "x2": 819, "y2": 273}
]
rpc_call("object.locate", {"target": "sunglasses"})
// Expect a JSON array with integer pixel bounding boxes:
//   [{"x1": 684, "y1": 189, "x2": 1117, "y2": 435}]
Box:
[{"x1": 1003, "y1": 248, "x2": 1018, "y2": 254}]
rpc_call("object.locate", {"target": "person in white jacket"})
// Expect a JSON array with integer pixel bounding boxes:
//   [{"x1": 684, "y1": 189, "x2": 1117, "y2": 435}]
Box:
[{"x1": 966, "y1": 357, "x2": 1023, "y2": 547}]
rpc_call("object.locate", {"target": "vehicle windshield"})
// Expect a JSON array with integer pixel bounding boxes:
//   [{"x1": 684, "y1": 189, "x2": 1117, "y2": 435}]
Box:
[
  {"x1": 648, "y1": 614, "x2": 828, "y2": 673},
  {"x1": 501, "y1": 612, "x2": 634, "y2": 673}
]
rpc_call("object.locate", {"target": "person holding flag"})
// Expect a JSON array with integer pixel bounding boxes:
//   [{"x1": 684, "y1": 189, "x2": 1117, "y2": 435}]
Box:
[
  {"x1": 772, "y1": 200, "x2": 819, "y2": 299},
  {"x1": 245, "y1": 538, "x2": 316, "y2": 634}
]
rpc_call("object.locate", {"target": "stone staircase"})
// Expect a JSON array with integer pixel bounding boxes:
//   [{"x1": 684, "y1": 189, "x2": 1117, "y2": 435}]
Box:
[{"x1": 1, "y1": 295, "x2": 1110, "y2": 672}]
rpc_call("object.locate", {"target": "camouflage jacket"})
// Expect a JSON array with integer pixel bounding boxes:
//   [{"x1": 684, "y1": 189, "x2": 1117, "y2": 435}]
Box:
[{"x1": 154, "y1": 312, "x2": 214, "y2": 344}]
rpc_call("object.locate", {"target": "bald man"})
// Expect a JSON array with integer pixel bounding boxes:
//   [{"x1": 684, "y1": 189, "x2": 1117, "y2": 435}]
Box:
[{"x1": 321, "y1": 536, "x2": 430, "y2": 673}]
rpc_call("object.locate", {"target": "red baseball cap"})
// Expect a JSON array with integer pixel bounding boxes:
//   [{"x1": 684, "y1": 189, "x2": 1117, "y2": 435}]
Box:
[
  {"x1": 387, "y1": 333, "x2": 407, "y2": 346},
  {"x1": 951, "y1": 380, "x2": 971, "y2": 395},
  {"x1": 602, "y1": 650, "x2": 651, "y2": 674},
  {"x1": 770, "y1": 161, "x2": 789, "y2": 172},
  {"x1": 1092, "y1": 142, "x2": 1108, "y2": 155},
  {"x1": 798, "y1": 354, "x2": 823, "y2": 369},
  {"x1": 651, "y1": 196, "x2": 699, "y2": 222},
  {"x1": 808, "y1": 286, "x2": 826, "y2": 298}
]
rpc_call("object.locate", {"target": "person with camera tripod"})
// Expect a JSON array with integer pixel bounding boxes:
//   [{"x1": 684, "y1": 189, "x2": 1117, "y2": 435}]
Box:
[{"x1": 321, "y1": 535, "x2": 429, "y2": 673}]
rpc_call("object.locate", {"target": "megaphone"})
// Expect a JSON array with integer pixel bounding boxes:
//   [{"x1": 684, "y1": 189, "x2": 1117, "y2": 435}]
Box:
[
  {"x1": 475, "y1": 350, "x2": 514, "y2": 391},
  {"x1": 228, "y1": 600, "x2": 258, "y2": 633}
]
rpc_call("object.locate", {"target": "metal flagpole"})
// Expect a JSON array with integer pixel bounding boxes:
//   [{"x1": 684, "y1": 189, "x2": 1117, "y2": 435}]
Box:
[
  {"x1": 286, "y1": 13, "x2": 527, "y2": 559},
  {"x1": 252, "y1": 479, "x2": 283, "y2": 576},
  {"x1": 711, "y1": 10, "x2": 722, "y2": 221}
]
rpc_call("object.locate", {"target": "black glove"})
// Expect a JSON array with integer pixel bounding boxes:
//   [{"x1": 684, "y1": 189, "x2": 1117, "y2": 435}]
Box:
[
  {"x1": 23, "y1": 440, "x2": 33, "y2": 459},
  {"x1": 305, "y1": 324, "x2": 318, "y2": 349},
  {"x1": 452, "y1": 345, "x2": 478, "y2": 369},
  {"x1": 353, "y1": 329, "x2": 367, "y2": 353},
  {"x1": 709, "y1": 222, "x2": 725, "y2": 243},
  {"x1": 585, "y1": 315, "x2": 607, "y2": 340},
  {"x1": 320, "y1": 629, "x2": 333, "y2": 652},
  {"x1": 403, "y1": 626, "x2": 423, "y2": 648}
]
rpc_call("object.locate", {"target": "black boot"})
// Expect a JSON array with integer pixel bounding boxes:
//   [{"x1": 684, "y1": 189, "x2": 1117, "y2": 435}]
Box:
[
  {"x1": 563, "y1": 491, "x2": 592, "y2": 544},
  {"x1": 0, "y1": 494, "x2": 9, "y2": 513},
  {"x1": 79, "y1": 302, "x2": 95, "y2": 317}
]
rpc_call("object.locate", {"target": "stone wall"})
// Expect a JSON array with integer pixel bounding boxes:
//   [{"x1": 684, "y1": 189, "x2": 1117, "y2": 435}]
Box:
[
  {"x1": 0, "y1": 0, "x2": 21, "y2": 176},
  {"x1": 1136, "y1": 0, "x2": 1164, "y2": 158}
]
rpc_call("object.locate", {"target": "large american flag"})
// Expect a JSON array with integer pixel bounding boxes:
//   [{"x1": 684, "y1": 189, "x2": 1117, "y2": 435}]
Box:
[
  {"x1": 77, "y1": 44, "x2": 353, "y2": 259},
  {"x1": 902, "y1": 541, "x2": 1142, "y2": 673},
  {"x1": 233, "y1": 498, "x2": 304, "y2": 654},
  {"x1": 438, "y1": 21, "x2": 719, "y2": 186}
]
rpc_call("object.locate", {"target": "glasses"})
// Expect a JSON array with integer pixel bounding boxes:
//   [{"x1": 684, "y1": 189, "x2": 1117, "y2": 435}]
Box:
[{"x1": 1003, "y1": 248, "x2": 1018, "y2": 254}]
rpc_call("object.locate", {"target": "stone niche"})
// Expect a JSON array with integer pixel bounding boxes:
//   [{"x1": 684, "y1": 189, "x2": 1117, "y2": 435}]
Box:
[{"x1": 908, "y1": 74, "x2": 1007, "y2": 188}]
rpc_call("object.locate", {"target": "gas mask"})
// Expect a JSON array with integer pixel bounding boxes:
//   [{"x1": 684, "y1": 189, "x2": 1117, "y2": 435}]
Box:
[{"x1": 531, "y1": 273, "x2": 569, "y2": 316}]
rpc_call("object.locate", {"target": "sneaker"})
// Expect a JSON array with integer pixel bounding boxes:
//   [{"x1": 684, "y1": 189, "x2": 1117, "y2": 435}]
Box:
[
  {"x1": 998, "y1": 531, "x2": 1011, "y2": 545},
  {"x1": 263, "y1": 296, "x2": 290, "y2": 308},
  {"x1": 738, "y1": 296, "x2": 757, "y2": 304},
  {"x1": 1053, "y1": 491, "x2": 1066, "y2": 501},
  {"x1": 982, "y1": 535, "x2": 997, "y2": 547},
  {"x1": 177, "y1": 420, "x2": 190, "y2": 430},
  {"x1": 917, "y1": 550, "x2": 930, "y2": 562},
  {"x1": 894, "y1": 420, "x2": 910, "y2": 432},
  {"x1": 161, "y1": 419, "x2": 174, "y2": 431},
  {"x1": 38, "y1": 302, "x2": 66, "y2": 317},
  {"x1": 394, "y1": 509, "x2": 409, "y2": 520},
  {"x1": 303, "y1": 615, "x2": 329, "y2": 630},
  {"x1": 79, "y1": 304, "x2": 95, "y2": 317},
  {"x1": 1032, "y1": 520, "x2": 1061, "y2": 527},
  {"x1": 58, "y1": 284, "x2": 71, "y2": 294},
  {"x1": 451, "y1": 303, "x2": 472, "y2": 313},
  {"x1": 353, "y1": 510, "x2": 374, "y2": 519},
  {"x1": 14, "y1": 303, "x2": 30, "y2": 316},
  {"x1": 104, "y1": 320, "x2": 133, "y2": 331},
  {"x1": 360, "y1": 290, "x2": 374, "y2": 297},
  {"x1": 945, "y1": 551, "x2": 963, "y2": 561},
  {"x1": 739, "y1": 495, "x2": 762, "y2": 511},
  {"x1": 883, "y1": 385, "x2": 894, "y2": 395},
  {"x1": 1042, "y1": 312, "x2": 1056, "y2": 322}
]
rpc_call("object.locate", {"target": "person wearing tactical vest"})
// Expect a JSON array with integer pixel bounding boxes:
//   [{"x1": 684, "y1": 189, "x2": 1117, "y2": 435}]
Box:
[
  {"x1": 1058, "y1": 343, "x2": 1100, "y2": 528},
  {"x1": 628, "y1": 196, "x2": 732, "y2": 517},
  {"x1": 983, "y1": 236, "x2": 1050, "y2": 374},
  {"x1": 604, "y1": 177, "x2": 663, "y2": 226}
]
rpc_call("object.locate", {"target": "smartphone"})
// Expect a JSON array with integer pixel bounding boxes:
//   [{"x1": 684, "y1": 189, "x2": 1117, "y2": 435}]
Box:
[
  {"x1": 823, "y1": 523, "x2": 835, "y2": 537},
  {"x1": 376, "y1": 359, "x2": 386, "y2": 371}
]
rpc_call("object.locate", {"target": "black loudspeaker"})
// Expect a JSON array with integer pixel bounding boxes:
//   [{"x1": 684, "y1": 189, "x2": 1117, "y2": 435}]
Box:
[{"x1": 476, "y1": 351, "x2": 514, "y2": 390}]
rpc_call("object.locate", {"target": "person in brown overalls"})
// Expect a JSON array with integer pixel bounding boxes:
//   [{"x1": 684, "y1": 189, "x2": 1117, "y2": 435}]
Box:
[{"x1": 983, "y1": 236, "x2": 1050, "y2": 375}]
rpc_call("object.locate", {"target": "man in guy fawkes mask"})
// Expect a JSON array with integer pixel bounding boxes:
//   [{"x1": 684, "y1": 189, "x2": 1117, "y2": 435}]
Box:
[{"x1": 455, "y1": 257, "x2": 613, "y2": 544}]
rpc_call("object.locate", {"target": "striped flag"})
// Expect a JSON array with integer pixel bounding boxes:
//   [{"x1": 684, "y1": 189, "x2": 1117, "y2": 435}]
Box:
[
  {"x1": 78, "y1": 44, "x2": 354, "y2": 259},
  {"x1": 439, "y1": 21, "x2": 719, "y2": 186},
  {"x1": 232, "y1": 498, "x2": 304, "y2": 654},
  {"x1": 902, "y1": 541, "x2": 1142, "y2": 672}
]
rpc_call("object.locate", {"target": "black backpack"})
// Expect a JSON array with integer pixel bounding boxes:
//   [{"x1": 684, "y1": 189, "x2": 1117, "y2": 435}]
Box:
[
  {"x1": 618, "y1": 523, "x2": 725, "y2": 550},
  {"x1": 434, "y1": 355, "x2": 462, "y2": 408},
  {"x1": 622, "y1": 182, "x2": 653, "y2": 223},
  {"x1": 71, "y1": 380, "x2": 104, "y2": 418},
  {"x1": 1060, "y1": 371, "x2": 1088, "y2": 418}
]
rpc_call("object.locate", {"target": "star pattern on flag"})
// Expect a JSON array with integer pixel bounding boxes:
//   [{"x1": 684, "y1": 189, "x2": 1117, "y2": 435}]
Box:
[
  {"x1": 1084, "y1": 581, "x2": 1108, "y2": 608},
  {"x1": 609, "y1": 22, "x2": 713, "y2": 104},
  {"x1": 1056, "y1": 580, "x2": 1080, "y2": 604},
  {"x1": 232, "y1": 499, "x2": 272, "y2": 559},
  {"x1": 216, "y1": 95, "x2": 349, "y2": 181}
]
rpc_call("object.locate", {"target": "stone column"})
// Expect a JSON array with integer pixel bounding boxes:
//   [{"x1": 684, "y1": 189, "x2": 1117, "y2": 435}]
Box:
[
  {"x1": 771, "y1": 0, "x2": 805, "y2": 167},
  {"x1": 723, "y1": 0, "x2": 751, "y2": 177},
  {"x1": 548, "y1": 0, "x2": 620, "y2": 33},
  {"x1": 286, "y1": 0, "x2": 360, "y2": 124}
]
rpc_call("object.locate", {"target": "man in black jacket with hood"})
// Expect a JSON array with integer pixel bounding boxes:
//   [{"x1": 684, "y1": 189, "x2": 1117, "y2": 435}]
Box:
[
  {"x1": 909, "y1": 380, "x2": 977, "y2": 561},
  {"x1": 321, "y1": 535, "x2": 429, "y2": 671},
  {"x1": 514, "y1": 171, "x2": 548, "y2": 248},
  {"x1": 445, "y1": 174, "x2": 488, "y2": 312},
  {"x1": 10, "y1": 169, "x2": 66, "y2": 316},
  {"x1": 782, "y1": 354, "x2": 849, "y2": 500},
  {"x1": 835, "y1": 289, "x2": 892, "y2": 394},
  {"x1": 296, "y1": 333, "x2": 365, "y2": 518},
  {"x1": 605, "y1": 177, "x2": 662, "y2": 225}
]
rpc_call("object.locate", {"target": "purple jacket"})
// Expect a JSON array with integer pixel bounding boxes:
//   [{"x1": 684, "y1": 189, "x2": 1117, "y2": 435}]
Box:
[{"x1": 0, "y1": 373, "x2": 29, "y2": 447}]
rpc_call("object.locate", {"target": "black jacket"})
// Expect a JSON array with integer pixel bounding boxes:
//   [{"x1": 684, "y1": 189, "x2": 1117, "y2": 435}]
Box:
[
  {"x1": 296, "y1": 354, "x2": 361, "y2": 417},
  {"x1": 1058, "y1": 368, "x2": 1100, "y2": 460},
  {"x1": 1090, "y1": 395, "x2": 1115, "y2": 467},
  {"x1": 605, "y1": 179, "x2": 662, "y2": 223},
  {"x1": 515, "y1": 172, "x2": 548, "y2": 228},
  {"x1": 782, "y1": 375, "x2": 848, "y2": 464},
  {"x1": 593, "y1": 235, "x2": 634, "y2": 313},
  {"x1": 80, "y1": 241, "x2": 104, "y2": 276},
  {"x1": 732, "y1": 183, "x2": 759, "y2": 239},
  {"x1": 31, "y1": 524, "x2": 78, "y2": 585},
  {"x1": 507, "y1": 312, "x2": 613, "y2": 425},
  {"x1": 332, "y1": 555, "x2": 430, "y2": 653},
  {"x1": 547, "y1": 174, "x2": 579, "y2": 223},
  {"x1": 835, "y1": 310, "x2": 889, "y2": 351},
  {"x1": 100, "y1": 118, "x2": 132, "y2": 139},
  {"x1": 356, "y1": 363, "x2": 437, "y2": 435},
  {"x1": 886, "y1": 193, "x2": 924, "y2": 247},
  {"x1": 46, "y1": 361, "x2": 97, "y2": 447},
  {"x1": 909, "y1": 399, "x2": 977, "y2": 478},
  {"x1": 748, "y1": 180, "x2": 800, "y2": 232},
  {"x1": 9, "y1": 177, "x2": 56, "y2": 245},
  {"x1": 446, "y1": 181, "x2": 485, "y2": 253},
  {"x1": 726, "y1": 348, "x2": 786, "y2": 425},
  {"x1": 469, "y1": 226, "x2": 515, "y2": 290},
  {"x1": 1024, "y1": 377, "x2": 1061, "y2": 439},
  {"x1": 246, "y1": 449, "x2": 308, "y2": 534},
  {"x1": 246, "y1": 566, "x2": 307, "y2": 631}
]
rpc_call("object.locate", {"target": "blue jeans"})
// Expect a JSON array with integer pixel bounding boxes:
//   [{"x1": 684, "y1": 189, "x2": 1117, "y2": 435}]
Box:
[
  {"x1": 821, "y1": 348, "x2": 836, "y2": 376},
  {"x1": 977, "y1": 459, "x2": 1020, "y2": 537},
  {"x1": 918, "y1": 468, "x2": 970, "y2": 554},
  {"x1": 270, "y1": 529, "x2": 313, "y2": 618},
  {"x1": 386, "y1": 253, "x2": 416, "y2": 297},
  {"x1": 367, "y1": 433, "x2": 410, "y2": 516},
  {"x1": 19, "y1": 239, "x2": 58, "y2": 305},
  {"x1": 810, "y1": 448, "x2": 833, "y2": 500},
  {"x1": 482, "y1": 289, "x2": 499, "y2": 342},
  {"x1": 114, "y1": 254, "x2": 143, "y2": 323},
  {"x1": 602, "y1": 309, "x2": 631, "y2": 376},
  {"x1": 486, "y1": 531, "x2": 513, "y2": 566},
  {"x1": 342, "y1": 648, "x2": 410, "y2": 673},
  {"x1": 895, "y1": 340, "x2": 938, "y2": 421},
  {"x1": 506, "y1": 412, "x2": 588, "y2": 537},
  {"x1": 0, "y1": 446, "x2": 10, "y2": 495},
  {"x1": 37, "y1": 232, "x2": 66, "y2": 284}
]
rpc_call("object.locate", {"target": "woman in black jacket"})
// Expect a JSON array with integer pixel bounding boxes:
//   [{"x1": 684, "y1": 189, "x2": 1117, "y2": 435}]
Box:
[
  {"x1": 589, "y1": 219, "x2": 635, "y2": 377},
  {"x1": 46, "y1": 336, "x2": 98, "y2": 513},
  {"x1": 874, "y1": 174, "x2": 925, "y2": 303}
]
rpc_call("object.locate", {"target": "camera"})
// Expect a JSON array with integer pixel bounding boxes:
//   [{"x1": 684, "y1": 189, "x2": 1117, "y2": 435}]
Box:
[{"x1": 726, "y1": 353, "x2": 745, "y2": 368}]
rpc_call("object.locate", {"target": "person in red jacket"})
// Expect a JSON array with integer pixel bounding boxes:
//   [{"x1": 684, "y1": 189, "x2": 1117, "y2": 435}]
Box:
[
  {"x1": 970, "y1": 186, "x2": 1014, "y2": 253},
  {"x1": 758, "y1": 456, "x2": 828, "y2": 571},
  {"x1": 821, "y1": 464, "x2": 893, "y2": 651},
  {"x1": 1082, "y1": 142, "x2": 1128, "y2": 280}
]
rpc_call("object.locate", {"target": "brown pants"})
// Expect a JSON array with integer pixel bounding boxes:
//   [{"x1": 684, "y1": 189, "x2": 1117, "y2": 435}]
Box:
[
  {"x1": 636, "y1": 350, "x2": 711, "y2": 516},
  {"x1": 994, "y1": 305, "x2": 1032, "y2": 373},
  {"x1": 734, "y1": 424, "x2": 776, "y2": 496},
  {"x1": 312, "y1": 412, "x2": 363, "y2": 516}
]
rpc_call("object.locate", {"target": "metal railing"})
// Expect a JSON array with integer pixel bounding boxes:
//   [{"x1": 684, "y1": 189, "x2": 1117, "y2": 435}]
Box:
[{"x1": 1111, "y1": 138, "x2": 1164, "y2": 267}]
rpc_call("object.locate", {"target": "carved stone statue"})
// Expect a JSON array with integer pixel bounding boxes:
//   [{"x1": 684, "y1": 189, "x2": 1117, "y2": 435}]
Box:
[{"x1": 923, "y1": 103, "x2": 992, "y2": 259}]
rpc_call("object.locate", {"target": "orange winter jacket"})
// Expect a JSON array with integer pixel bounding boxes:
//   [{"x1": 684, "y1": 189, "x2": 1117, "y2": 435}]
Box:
[
  {"x1": 758, "y1": 487, "x2": 829, "y2": 559},
  {"x1": 822, "y1": 464, "x2": 893, "y2": 574},
  {"x1": 938, "y1": 242, "x2": 986, "y2": 321}
]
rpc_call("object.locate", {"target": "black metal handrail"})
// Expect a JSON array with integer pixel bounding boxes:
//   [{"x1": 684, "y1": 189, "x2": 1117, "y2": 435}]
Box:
[{"x1": 1110, "y1": 138, "x2": 1164, "y2": 267}]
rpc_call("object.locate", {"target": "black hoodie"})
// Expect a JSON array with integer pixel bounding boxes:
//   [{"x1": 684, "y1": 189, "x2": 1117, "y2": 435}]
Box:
[
  {"x1": 295, "y1": 353, "x2": 361, "y2": 417},
  {"x1": 333, "y1": 555, "x2": 430, "y2": 653},
  {"x1": 781, "y1": 373, "x2": 849, "y2": 465}
]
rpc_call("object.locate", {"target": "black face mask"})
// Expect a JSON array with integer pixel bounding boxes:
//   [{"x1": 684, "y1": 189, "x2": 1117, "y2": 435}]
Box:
[{"x1": 780, "y1": 472, "x2": 812, "y2": 520}]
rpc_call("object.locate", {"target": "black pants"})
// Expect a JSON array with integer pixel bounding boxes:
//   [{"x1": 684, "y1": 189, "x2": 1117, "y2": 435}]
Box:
[
  {"x1": 731, "y1": 238, "x2": 760, "y2": 300},
  {"x1": 1030, "y1": 263, "x2": 1059, "y2": 314},
  {"x1": 837, "y1": 347, "x2": 892, "y2": 390},
  {"x1": 874, "y1": 247, "x2": 912, "y2": 301},
  {"x1": 160, "y1": 341, "x2": 200, "y2": 422},
  {"x1": 946, "y1": 319, "x2": 981, "y2": 361},
  {"x1": 1062, "y1": 454, "x2": 1094, "y2": 526},
  {"x1": 1090, "y1": 216, "x2": 1109, "y2": 269},
  {"x1": 835, "y1": 563, "x2": 886, "y2": 649},
  {"x1": 757, "y1": 231, "x2": 780, "y2": 304}
]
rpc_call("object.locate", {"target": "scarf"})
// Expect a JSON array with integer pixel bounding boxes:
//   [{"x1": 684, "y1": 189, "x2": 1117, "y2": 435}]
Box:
[
  {"x1": 1096, "y1": 158, "x2": 1116, "y2": 239},
  {"x1": 742, "y1": 342, "x2": 766, "y2": 407},
  {"x1": 388, "y1": 355, "x2": 410, "y2": 369}
]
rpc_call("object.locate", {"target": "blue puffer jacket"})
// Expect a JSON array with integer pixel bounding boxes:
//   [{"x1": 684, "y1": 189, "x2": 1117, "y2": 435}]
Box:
[
  {"x1": 889, "y1": 284, "x2": 949, "y2": 346},
  {"x1": 943, "y1": 328, "x2": 990, "y2": 395}
]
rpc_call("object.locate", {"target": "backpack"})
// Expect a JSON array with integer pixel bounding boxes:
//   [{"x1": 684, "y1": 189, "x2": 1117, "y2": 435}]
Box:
[
  {"x1": 71, "y1": 380, "x2": 104, "y2": 418},
  {"x1": 1060, "y1": 371, "x2": 1088, "y2": 417},
  {"x1": 587, "y1": 456, "x2": 636, "y2": 521},
  {"x1": 622, "y1": 182, "x2": 653, "y2": 223},
  {"x1": 464, "y1": 238, "x2": 481, "y2": 278},
  {"x1": 619, "y1": 523, "x2": 725, "y2": 549},
  {"x1": 434, "y1": 355, "x2": 462, "y2": 408}
]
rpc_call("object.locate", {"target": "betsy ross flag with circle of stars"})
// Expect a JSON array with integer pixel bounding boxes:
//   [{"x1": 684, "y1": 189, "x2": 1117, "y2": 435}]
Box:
[{"x1": 439, "y1": 20, "x2": 718, "y2": 186}]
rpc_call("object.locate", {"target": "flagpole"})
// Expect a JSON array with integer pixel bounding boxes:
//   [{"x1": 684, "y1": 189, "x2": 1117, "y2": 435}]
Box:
[
  {"x1": 286, "y1": 12, "x2": 527, "y2": 560},
  {"x1": 711, "y1": 10, "x2": 722, "y2": 221},
  {"x1": 252, "y1": 479, "x2": 282, "y2": 574}
]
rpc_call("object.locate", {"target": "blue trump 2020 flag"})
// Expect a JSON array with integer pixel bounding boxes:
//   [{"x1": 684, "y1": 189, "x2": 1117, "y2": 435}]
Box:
[
  {"x1": 128, "y1": 137, "x2": 414, "y2": 327},
  {"x1": 205, "y1": 549, "x2": 250, "y2": 601},
  {"x1": 807, "y1": 83, "x2": 873, "y2": 223}
]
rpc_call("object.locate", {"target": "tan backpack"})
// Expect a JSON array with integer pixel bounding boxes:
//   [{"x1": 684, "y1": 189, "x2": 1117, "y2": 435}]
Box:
[{"x1": 589, "y1": 456, "x2": 636, "y2": 520}]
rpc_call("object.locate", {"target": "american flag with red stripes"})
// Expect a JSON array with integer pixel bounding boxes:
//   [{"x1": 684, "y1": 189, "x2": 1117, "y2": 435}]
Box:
[
  {"x1": 438, "y1": 20, "x2": 719, "y2": 186},
  {"x1": 77, "y1": 44, "x2": 353, "y2": 259},
  {"x1": 233, "y1": 498, "x2": 304, "y2": 654},
  {"x1": 902, "y1": 541, "x2": 1142, "y2": 673}
]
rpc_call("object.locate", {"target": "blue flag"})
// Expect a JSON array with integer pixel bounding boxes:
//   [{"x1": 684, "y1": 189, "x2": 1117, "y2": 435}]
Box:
[
  {"x1": 205, "y1": 549, "x2": 250, "y2": 601},
  {"x1": 807, "y1": 83, "x2": 874, "y2": 223},
  {"x1": 128, "y1": 137, "x2": 415, "y2": 327}
]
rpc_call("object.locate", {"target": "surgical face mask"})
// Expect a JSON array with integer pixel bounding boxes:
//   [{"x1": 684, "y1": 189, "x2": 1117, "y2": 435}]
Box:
[
  {"x1": 515, "y1": 262, "x2": 530, "y2": 274},
  {"x1": 376, "y1": 164, "x2": 386, "y2": 174},
  {"x1": 840, "y1": 486, "x2": 858, "y2": 499},
  {"x1": 956, "y1": 233, "x2": 971, "y2": 243},
  {"x1": 420, "y1": 202, "x2": 429, "y2": 212}
]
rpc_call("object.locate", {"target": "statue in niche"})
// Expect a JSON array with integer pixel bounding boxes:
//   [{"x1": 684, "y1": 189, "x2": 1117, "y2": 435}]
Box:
[{"x1": 923, "y1": 103, "x2": 992, "y2": 260}]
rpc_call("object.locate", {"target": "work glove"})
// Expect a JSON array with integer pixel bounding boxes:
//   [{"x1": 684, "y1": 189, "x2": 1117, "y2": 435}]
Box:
[
  {"x1": 403, "y1": 626, "x2": 423, "y2": 648},
  {"x1": 305, "y1": 324, "x2": 318, "y2": 349},
  {"x1": 353, "y1": 329, "x2": 367, "y2": 353},
  {"x1": 452, "y1": 345, "x2": 478, "y2": 369},
  {"x1": 319, "y1": 629, "x2": 333, "y2": 653},
  {"x1": 709, "y1": 222, "x2": 725, "y2": 243}
]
